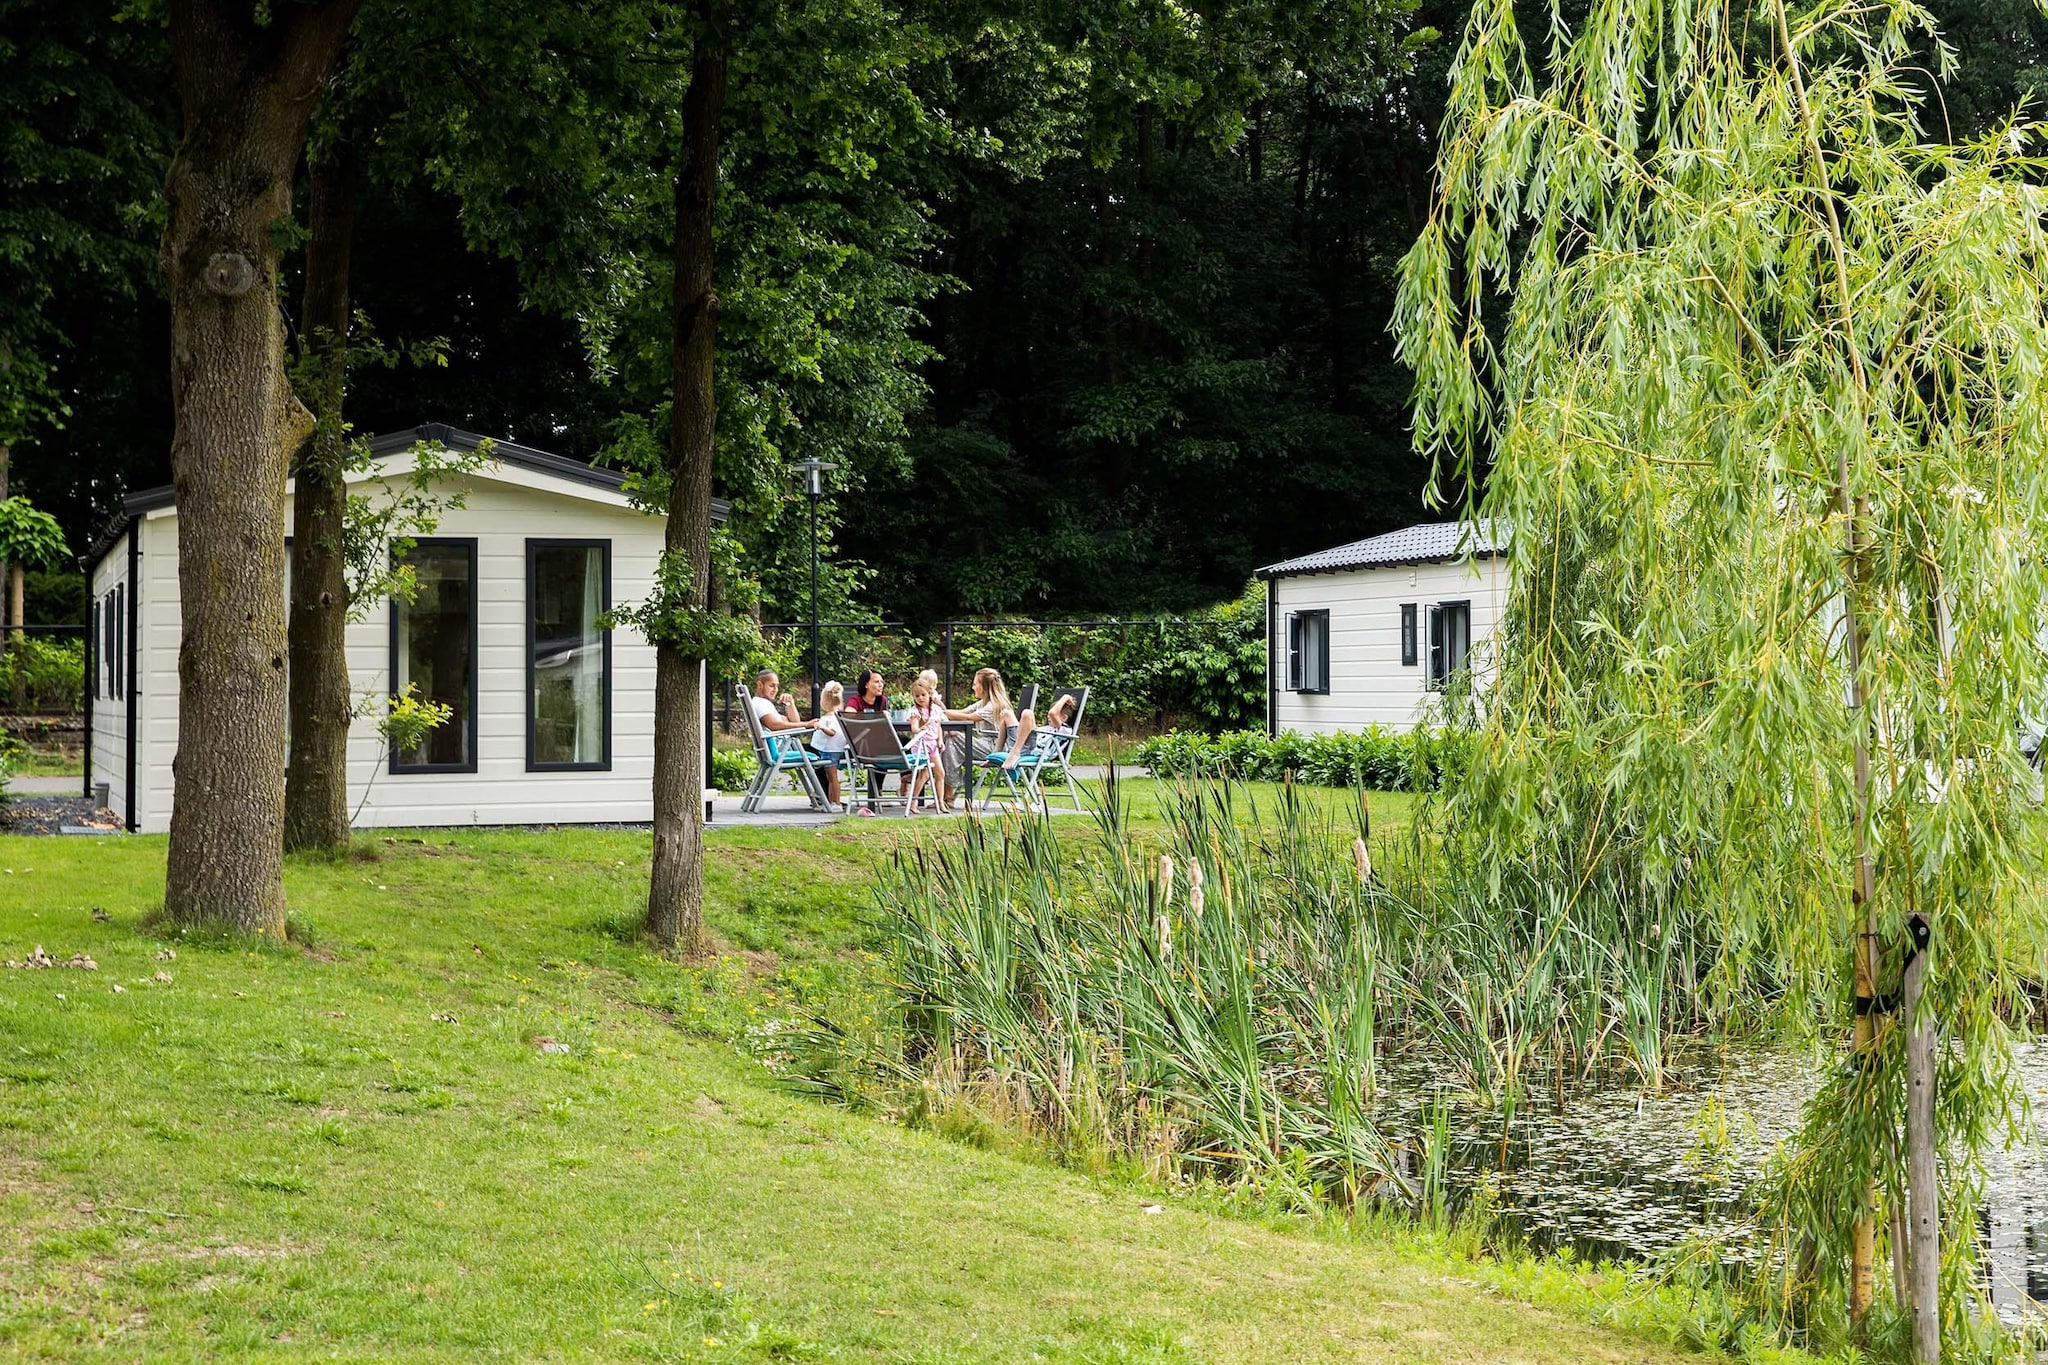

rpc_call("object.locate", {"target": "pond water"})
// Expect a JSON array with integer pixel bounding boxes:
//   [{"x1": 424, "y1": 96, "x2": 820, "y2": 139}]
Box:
[{"x1": 1410, "y1": 1041, "x2": 2048, "y2": 1320}]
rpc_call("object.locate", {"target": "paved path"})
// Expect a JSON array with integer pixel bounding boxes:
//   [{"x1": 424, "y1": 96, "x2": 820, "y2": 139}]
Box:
[{"x1": 3, "y1": 775, "x2": 86, "y2": 797}]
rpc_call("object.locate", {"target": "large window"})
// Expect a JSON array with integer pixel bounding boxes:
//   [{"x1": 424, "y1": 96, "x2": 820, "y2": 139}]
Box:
[
  {"x1": 1428, "y1": 600, "x2": 1472, "y2": 688},
  {"x1": 527, "y1": 540, "x2": 611, "y2": 770},
  {"x1": 1285, "y1": 609, "x2": 1330, "y2": 694},
  {"x1": 391, "y1": 540, "x2": 477, "y2": 772}
]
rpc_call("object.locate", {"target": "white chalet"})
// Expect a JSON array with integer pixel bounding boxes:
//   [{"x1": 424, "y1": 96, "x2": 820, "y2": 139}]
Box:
[
  {"x1": 1258, "y1": 521, "x2": 1506, "y2": 734},
  {"x1": 83, "y1": 423, "x2": 722, "y2": 833}
]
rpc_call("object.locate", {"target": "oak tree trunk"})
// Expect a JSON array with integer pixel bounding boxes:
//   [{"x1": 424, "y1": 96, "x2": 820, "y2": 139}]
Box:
[
  {"x1": 161, "y1": 0, "x2": 360, "y2": 935},
  {"x1": 646, "y1": 8, "x2": 728, "y2": 955},
  {"x1": 284, "y1": 141, "x2": 358, "y2": 852}
]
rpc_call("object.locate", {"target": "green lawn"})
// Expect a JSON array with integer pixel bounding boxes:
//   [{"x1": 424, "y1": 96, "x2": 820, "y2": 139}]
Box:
[{"x1": 0, "y1": 786, "x2": 1726, "y2": 1363}]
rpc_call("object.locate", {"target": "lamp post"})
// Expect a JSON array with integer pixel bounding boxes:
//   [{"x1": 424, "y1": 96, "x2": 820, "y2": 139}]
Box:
[{"x1": 794, "y1": 459, "x2": 837, "y2": 715}]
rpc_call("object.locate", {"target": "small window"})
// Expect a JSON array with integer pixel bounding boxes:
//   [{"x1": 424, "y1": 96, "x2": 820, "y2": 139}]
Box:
[
  {"x1": 92, "y1": 600, "x2": 103, "y2": 699},
  {"x1": 527, "y1": 540, "x2": 611, "y2": 770},
  {"x1": 390, "y1": 540, "x2": 477, "y2": 772},
  {"x1": 1428, "y1": 600, "x2": 1472, "y2": 688},
  {"x1": 110, "y1": 587, "x2": 125, "y2": 700},
  {"x1": 1286, "y1": 609, "x2": 1330, "y2": 694},
  {"x1": 1400, "y1": 603, "x2": 1418, "y2": 667}
]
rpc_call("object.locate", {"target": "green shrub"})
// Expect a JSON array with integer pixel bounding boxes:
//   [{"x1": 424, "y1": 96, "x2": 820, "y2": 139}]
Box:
[
  {"x1": 0, "y1": 637, "x2": 84, "y2": 714},
  {"x1": 0, "y1": 734, "x2": 22, "y2": 800},
  {"x1": 1133, "y1": 725, "x2": 1459, "y2": 791},
  {"x1": 710, "y1": 747, "x2": 756, "y2": 792}
]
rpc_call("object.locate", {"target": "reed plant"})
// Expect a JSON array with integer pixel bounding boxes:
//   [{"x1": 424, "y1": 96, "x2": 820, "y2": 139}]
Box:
[{"x1": 812, "y1": 774, "x2": 1752, "y2": 1216}]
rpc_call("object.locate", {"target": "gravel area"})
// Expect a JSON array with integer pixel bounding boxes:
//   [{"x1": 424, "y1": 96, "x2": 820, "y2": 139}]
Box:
[{"x1": 1, "y1": 797, "x2": 121, "y2": 836}]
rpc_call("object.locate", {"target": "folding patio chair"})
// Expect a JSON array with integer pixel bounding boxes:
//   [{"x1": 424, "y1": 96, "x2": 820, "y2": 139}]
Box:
[
  {"x1": 841, "y1": 713, "x2": 936, "y2": 816},
  {"x1": 1031, "y1": 687, "x2": 1089, "y2": 813},
  {"x1": 975, "y1": 687, "x2": 1088, "y2": 815},
  {"x1": 740, "y1": 699, "x2": 834, "y2": 814}
]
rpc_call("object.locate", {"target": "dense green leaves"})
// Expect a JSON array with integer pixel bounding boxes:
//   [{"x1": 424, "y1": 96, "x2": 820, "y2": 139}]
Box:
[{"x1": 1396, "y1": 0, "x2": 2048, "y2": 1344}]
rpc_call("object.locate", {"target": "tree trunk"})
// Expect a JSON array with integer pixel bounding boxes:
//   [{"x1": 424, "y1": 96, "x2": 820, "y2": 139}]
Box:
[
  {"x1": 0, "y1": 438, "x2": 10, "y2": 633},
  {"x1": 646, "y1": 6, "x2": 728, "y2": 955},
  {"x1": 161, "y1": 0, "x2": 360, "y2": 935},
  {"x1": 284, "y1": 140, "x2": 358, "y2": 853},
  {"x1": 1903, "y1": 912, "x2": 1939, "y2": 1362}
]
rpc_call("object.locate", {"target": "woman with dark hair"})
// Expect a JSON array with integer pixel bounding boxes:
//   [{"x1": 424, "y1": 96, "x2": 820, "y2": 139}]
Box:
[
  {"x1": 843, "y1": 668, "x2": 891, "y2": 814},
  {"x1": 846, "y1": 669, "x2": 888, "y2": 713}
]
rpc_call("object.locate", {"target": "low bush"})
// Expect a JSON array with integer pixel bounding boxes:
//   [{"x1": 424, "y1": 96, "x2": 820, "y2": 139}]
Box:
[
  {"x1": 709, "y1": 746, "x2": 756, "y2": 793},
  {"x1": 1132, "y1": 725, "x2": 1470, "y2": 791},
  {"x1": 0, "y1": 637, "x2": 84, "y2": 714}
]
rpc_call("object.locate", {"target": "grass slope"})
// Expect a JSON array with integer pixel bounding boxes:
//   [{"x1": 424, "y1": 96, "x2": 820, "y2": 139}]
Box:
[{"x1": 1, "y1": 792, "x2": 1706, "y2": 1363}]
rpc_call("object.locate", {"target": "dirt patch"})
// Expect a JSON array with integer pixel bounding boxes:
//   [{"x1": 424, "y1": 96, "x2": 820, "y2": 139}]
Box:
[{"x1": 0, "y1": 797, "x2": 118, "y2": 837}]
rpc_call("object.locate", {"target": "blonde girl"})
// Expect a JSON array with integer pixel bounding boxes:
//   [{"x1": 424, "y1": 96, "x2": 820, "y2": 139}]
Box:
[
  {"x1": 809, "y1": 680, "x2": 849, "y2": 807},
  {"x1": 903, "y1": 675, "x2": 950, "y2": 813}
]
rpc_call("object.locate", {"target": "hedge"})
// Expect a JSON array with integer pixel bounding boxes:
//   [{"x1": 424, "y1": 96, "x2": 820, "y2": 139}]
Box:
[{"x1": 1131, "y1": 725, "x2": 1470, "y2": 791}]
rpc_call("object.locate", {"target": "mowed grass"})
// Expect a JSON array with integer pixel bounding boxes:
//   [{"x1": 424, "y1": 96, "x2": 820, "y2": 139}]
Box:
[{"x1": 0, "y1": 782, "x2": 1710, "y2": 1363}]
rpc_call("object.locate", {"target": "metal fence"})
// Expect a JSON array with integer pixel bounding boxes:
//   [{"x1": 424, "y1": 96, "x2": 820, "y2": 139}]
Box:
[{"x1": 2, "y1": 623, "x2": 89, "y2": 797}]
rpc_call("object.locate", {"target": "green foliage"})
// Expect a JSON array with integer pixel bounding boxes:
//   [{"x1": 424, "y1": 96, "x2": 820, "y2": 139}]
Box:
[
  {"x1": 0, "y1": 496, "x2": 67, "y2": 568},
  {"x1": 605, "y1": 531, "x2": 776, "y2": 676},
  {"x1": 0, "y1": 733, "x2": 22, "y2": 796},
  {"x1": 708, "y1": 746, "x2": 756, "y2": 793},
  {"x1": 22, "y1": 569, "x2": 84, "y2": 625},
  {"x1": 0, "y1": 637, "x2": 84, "y2": 714},
  {"x1": 810, "y1": 778, "x2": 1735, "y2": 1225},
  {"x1": 0, "y1": 1, "x2": 170, "y2": 451},
  {"x1": 379, "y1": 684, "x2": 452, "y2": 757},
  {"x1": 346, "y1": 437, "x2": 490, "y2": 617},
  {"x1": 1134, "y1": 725, "x2": 1464, "y2": 790},
  {"x1": 1395, "y1": 0, "x2": 2048, "y2": 1343}
]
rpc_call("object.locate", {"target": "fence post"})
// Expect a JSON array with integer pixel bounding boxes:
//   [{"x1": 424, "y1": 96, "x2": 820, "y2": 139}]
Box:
[{"x1": 943, "y1": 623, "x2": 954, "y2": 705}]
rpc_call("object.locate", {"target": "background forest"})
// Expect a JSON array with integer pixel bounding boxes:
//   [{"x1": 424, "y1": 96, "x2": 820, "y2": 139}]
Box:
[{"x1": 6, "y1": 0, "x2": 2047, "y2": 626}]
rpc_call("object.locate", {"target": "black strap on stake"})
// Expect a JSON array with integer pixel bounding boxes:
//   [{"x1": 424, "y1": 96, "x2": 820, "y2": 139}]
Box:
[{"x1": 1853, "y1": 914, "x2": 1933, "y2": 1018}]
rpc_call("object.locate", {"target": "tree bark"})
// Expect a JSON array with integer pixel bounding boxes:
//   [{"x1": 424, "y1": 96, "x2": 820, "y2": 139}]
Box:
[
  {"x1": 0, "y1": 438, "x2": 10, "y2": 633},
  {"x1": 646, "y1": 5, "x2": 728, "y2": 955},
  {"x1": 284, "y1": 140, "x2": 358, "y2": 852},
  {"x1": 161, "y1": 0, "x2": 361, "y2": 935},
  {"x1": 1903, "y1": 913, "x2": 1939, "y2": 1362}
]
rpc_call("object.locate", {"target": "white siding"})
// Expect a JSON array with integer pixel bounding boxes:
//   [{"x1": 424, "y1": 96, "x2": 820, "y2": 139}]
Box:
[
  {"x1": 124, "y1": 468, "x2": 677, "y2": 834},
  {"x1": 1270, "y1": 556, "x2": 1507, "y2": 733},
  {"x1": 87, "y1": 529, "x2": 133, "y2": 824}
]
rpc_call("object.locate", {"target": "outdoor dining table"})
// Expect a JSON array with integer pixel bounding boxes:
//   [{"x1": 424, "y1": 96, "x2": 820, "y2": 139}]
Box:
[{"x1": 876, "y1": 718, "x2": 980, "y2": 810}]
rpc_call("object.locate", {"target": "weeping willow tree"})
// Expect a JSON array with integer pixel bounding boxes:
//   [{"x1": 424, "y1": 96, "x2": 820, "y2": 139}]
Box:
[{"x1": 1395, "y1": 0, "x2": 2048, "y2": 1355}]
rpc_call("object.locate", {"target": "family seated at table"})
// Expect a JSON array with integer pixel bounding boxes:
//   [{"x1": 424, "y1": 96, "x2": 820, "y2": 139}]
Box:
[{"x1": 746, "y1": 664, "x2": 1069, "y2": 814}]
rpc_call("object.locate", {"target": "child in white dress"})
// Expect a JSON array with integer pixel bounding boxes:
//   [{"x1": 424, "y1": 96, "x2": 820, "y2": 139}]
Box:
[{"x1": 809, "y1": 680, "x2": 849, "y2": 808}]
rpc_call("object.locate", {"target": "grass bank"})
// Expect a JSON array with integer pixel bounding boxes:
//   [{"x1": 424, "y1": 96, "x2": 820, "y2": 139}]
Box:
[{"x1": 2, "y1": 785, "x2": 1752, "y2": 1362}]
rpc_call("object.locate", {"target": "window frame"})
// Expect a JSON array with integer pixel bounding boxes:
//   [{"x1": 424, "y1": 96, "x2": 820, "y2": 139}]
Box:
[
  {"x1": 525, "y1": 538, "x2": 613, "y2": 773},
  {"x1": 1400, "y1": 603, "x2": 1418, "y2": 667},
  {"x1": 1427, "y1": 599, "x2": 1472, "y2": 689},
  {"x1": 110, "y1": 585, "x2": 124, "y2": 700},
  {"x1": 388, "y1": 537, "x2": 480, "y2": 775},
  {"x1": 1285, "y1": 608, "x2": 1331, "y2": 695}
]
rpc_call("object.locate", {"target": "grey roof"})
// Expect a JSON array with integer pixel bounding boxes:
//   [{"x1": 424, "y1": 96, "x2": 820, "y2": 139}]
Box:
[
  {"x1": 1257, "y1": 520, "x2": 1504, "y2": 578},
  {"x1": 85, "y1": 422, "x2": 726, "y2": 571}
]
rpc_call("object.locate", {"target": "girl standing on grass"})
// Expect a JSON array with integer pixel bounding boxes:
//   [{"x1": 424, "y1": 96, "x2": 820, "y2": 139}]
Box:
[{"x1": 904, "y1": 676, "x2": 950, "y2": 814}]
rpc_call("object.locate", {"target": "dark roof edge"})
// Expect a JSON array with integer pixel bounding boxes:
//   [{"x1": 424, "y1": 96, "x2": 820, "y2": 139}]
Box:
[
  {"x1": 1256, "y1": 546, "x2": 1502, "y2": 581},
  {"x1": 80, "y1": 423, "x2": 727, "y2": 573},
  {"x1": 365, "y1": 422, "x2": 629, "y2": 492}
]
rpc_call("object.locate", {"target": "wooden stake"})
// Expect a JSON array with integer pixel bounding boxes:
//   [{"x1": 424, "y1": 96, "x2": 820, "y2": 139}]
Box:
[{"x1": 1903, "y1": 912, "x2": 1938, "y2": 1362}]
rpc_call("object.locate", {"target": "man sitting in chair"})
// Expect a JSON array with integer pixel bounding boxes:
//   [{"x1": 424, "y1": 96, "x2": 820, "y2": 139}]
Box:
[{"x1": 749, "y1": 670, "x2": 814, "y2": 739}]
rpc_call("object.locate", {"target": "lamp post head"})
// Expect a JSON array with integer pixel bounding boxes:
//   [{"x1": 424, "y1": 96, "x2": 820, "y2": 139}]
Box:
[{"x1": 794, "y1": 459, "x2": 838, "y2": 497}]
